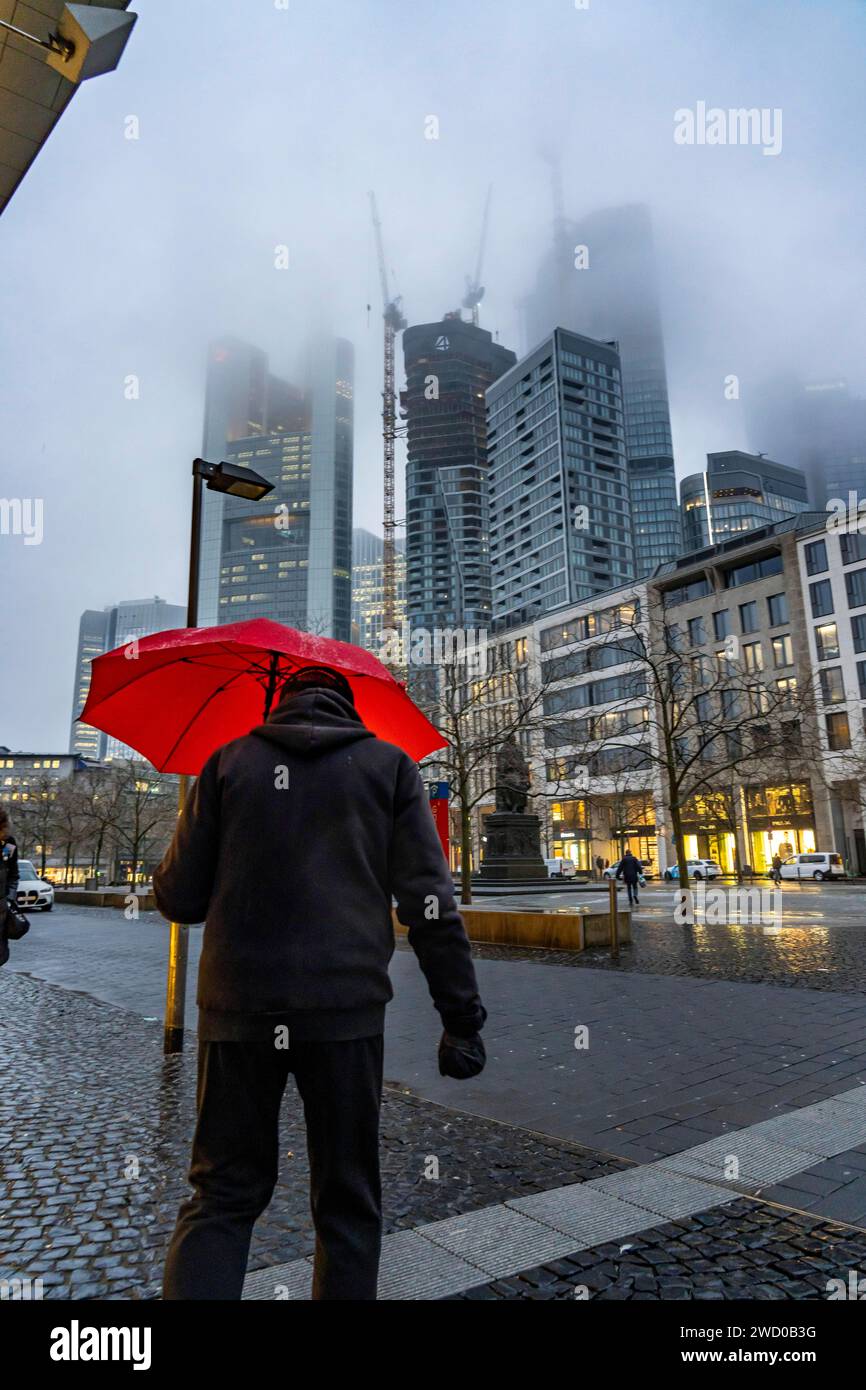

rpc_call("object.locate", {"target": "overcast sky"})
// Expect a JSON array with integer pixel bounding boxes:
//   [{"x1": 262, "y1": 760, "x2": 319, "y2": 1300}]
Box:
[{"x1": 2, "y1": 0, "x2": 865, "y2": 750}]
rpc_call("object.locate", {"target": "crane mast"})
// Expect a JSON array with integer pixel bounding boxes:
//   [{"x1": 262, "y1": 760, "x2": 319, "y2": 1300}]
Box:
[
  {"x1": 368, "y1": 192, "x2": 407, "y2": 649},
  {"x1": 463, "y1": 183, "x2": 492, "y2": 326}
]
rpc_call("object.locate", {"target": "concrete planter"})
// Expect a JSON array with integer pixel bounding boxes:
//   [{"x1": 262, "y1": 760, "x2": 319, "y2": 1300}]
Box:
[{"x1": 393, "y1": 904, "x2": 630, "y2": 952}]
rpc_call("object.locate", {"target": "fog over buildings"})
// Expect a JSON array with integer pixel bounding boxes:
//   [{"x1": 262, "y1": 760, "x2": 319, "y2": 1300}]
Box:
[{"x1": 2, "y1": 0, "x2": 865, "y2": 748}]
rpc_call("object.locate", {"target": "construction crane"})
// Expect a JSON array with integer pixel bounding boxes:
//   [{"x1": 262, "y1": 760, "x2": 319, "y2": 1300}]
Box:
[
  {"x1": 368, "y1": 192, "x2": 407, "y2": 647},
  {"x1": 462, "y1": 183, "x2": 492, "y2": 326}
]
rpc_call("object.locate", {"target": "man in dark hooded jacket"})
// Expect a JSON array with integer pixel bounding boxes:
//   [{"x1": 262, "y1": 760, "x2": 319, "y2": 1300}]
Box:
[
  {"x1": 154, "y1": 666, "x2": 486, "y2": 1301},
  {"x1": 615, "y1": 848, "x2": 643, "y2": 905}
]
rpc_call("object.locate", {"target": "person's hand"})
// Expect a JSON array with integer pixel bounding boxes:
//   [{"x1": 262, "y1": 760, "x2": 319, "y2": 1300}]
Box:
[{"x1": 438, "y1": 1030, "x2": 486, "y2": 1080}]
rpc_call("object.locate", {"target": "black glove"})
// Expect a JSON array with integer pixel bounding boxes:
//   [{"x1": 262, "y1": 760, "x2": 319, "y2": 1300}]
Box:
[{"x1": 438, "y1": 1030, "x2": 486, "y2": 1080}]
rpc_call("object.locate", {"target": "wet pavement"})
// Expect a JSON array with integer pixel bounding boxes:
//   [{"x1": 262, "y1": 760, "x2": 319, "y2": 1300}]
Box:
[{"x1": 4, "y1": 897, "x2": 866, "y2": 1300}]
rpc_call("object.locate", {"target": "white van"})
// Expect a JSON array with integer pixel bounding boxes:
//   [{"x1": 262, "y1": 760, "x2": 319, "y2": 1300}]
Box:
[
  {"x1": 545, "y1": 857, "x2": 577, "y2": 879},
  {"x1": 778, "y1": 852, "x2": 844, "y2": 882}
]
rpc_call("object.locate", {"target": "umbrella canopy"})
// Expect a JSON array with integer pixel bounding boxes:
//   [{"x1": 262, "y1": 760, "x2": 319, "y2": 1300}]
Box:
[{"x1": 80, "y1": 618, "x2": 446, "y2": 774}]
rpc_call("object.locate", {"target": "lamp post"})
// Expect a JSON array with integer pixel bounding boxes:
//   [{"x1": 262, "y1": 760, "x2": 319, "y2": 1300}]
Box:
[{"x1": 163, "y1": 457, "x2": 274, "y2": 1055}]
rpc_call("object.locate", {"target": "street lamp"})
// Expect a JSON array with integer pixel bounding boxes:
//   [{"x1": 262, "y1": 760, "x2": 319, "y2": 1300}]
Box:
[
  {"x1": 163, "y1": 457, "x2": 274, "y2": 1055},
  {"x1": 0, "y1": 5, "x2": 138, "y2": 85}
]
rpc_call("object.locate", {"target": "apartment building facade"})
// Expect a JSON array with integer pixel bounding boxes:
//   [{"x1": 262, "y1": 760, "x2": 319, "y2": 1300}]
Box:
[{"x1": 455, "y1": 513, "x2": 861, "y2": 878}]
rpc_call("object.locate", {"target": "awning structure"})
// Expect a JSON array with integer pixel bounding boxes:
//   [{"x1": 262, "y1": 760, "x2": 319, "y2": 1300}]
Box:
[{"x1": 0, "y1": 0, "x2": 134, "y2": 217}]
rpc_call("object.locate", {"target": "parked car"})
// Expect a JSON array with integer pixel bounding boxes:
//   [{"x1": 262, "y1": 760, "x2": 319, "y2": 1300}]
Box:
[
  {"x1": 778, "y1": 851, "x2": 844, "y2": 882},
  {"x1": 603, "y1": 859, "x2": 655, "y2": 881},
  {"x1": 15, "y1": 859, "x2": 55, "y2": 911},
  {"x1": 663, "y1": 859, "x2": 722, "y2": 882},
  {"x1": 545, "y1": 857, "x2": 577, "y2": 879}
]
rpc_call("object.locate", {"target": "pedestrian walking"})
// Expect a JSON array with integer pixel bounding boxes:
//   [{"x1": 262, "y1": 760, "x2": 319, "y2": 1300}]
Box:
[
  {"x1": 615, "y1": 848, "x2": 643, "y2": 905},
  {"x1": 771, "y1": 853, "x2": 783, "y2": 886},
  {"x1": 154, "y1": 666, "x2": 487, "y2": 1302},
  {"x1": 0, "y1": 803, "x2": 21, "y2": 969},
  {"x1": 595, "y1": 854, "x2": 604, "y2": 881}
]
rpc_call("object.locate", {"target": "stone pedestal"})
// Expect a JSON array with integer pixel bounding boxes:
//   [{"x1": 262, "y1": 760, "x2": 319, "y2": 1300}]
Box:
[{"x1": 477, "y1": 812, "x2": 547, "y2": 881}]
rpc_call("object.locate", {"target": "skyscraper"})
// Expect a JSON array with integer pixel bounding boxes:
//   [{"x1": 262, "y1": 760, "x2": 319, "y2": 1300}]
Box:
[
  {"x1": 70, "y1": 597, "x2": 186, "y2": 758},
  {"x1": 214, "y1": 337, "x2": 354, "y2": 640},
  {"x1": 199, "y1": 338, "x2": 271, "y2": 626},
  {"x1": 351, "y1": 528, "x2": 406, "y2": 652},
  {"x1": 523, "y1": 203, "x2": 681, "y2": 576},
  {"x1": 680, "y1": 451, "x2": 810, "y2": 552},
  {"x1": 487, "y1": 327, "x2": 632, "y2": 631},
  {"x1": 401, "y1": 317, "x2": 515, "y2": 635},
  {"x1": 69, "y1": 610, "x2": 112, "y2": 758}
]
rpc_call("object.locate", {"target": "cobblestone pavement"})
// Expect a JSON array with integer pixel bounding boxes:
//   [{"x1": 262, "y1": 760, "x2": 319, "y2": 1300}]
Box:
[
  {"x1": 450, "y1": 1201, "x2": 866, "y2": 1300},
  {"x1": 0, "y1": 970, "x2": 626, "y2": 1301},
  {"x1": 11, "y1": 907, "x2": 866, "y2": 1187}
]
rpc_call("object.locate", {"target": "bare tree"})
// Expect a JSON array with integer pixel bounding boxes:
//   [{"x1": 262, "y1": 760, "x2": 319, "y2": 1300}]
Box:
[
  {"x1": 12, "y1": 775, "x2": 58, "y2": 875},
  {"x1": 75, "y1": 764, "x2": 128, "y2": 885},
  {"x1": 408, "y1": 643, "x2": 550, "y2": 905},
  {"x1": 110, "y1": 760, "x2": 178, "y2": 886}
]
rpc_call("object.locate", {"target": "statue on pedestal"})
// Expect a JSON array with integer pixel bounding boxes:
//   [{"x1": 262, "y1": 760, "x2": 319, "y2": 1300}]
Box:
[{"x1": 495, "y1": 737, "x2": 530, "y2": 813}]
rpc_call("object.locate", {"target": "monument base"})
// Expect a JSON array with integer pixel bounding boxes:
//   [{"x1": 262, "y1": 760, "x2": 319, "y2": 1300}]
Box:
[{"x1": 476, "y1": 812, "x2": 548, "y2": 881}]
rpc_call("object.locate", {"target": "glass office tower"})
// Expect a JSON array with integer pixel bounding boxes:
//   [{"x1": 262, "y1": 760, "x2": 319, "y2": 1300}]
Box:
[
  {"x1": 523, "y1": 203, "x2": 681, "y2": 576},
  {"x1": 487, "y1": 327, "x2": 632, "y2": 631},
  {"x1": 680, "y1": 451, "x2": 811, "y2": 552}
]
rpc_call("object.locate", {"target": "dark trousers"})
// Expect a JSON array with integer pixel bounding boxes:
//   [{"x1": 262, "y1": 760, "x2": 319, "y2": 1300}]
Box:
[
  {"x1": 163, "y1": 1035, "x2": 384, "y2": 1301},
  {"x1": 625, "y1": 881, "x2": 639, "y2": 904}
]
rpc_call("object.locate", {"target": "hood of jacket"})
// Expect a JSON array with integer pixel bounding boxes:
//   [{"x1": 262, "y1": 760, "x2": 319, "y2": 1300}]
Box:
[{"x1": 249, "y1": 687, "x2": 376, "y2": 756}]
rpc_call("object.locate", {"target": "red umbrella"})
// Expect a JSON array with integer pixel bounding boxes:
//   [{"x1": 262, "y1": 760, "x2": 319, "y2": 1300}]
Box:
[{"x1": 80, "y1": 618, "x2": 445, "y2": 774}]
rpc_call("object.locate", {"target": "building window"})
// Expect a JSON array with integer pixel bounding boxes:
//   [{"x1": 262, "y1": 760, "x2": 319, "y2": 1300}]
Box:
[
  {"x1": 739, "y1": 601, "x2": 758, "y2": 634},
  {"x1": 743, "y1": 641, "x2": 763, "y2": 672},
  {"x1": 858, "y1": 660, "x2": 866, "y2": 700},
  {"x1": 810, "y1": 579, "x2": 834, "y2": 618},
  {"x1": 840, "y1": 532, "x2": 866, "y2": 566},
  {"x1": 696, "y1": 692, "x2": 713, "y2": 723},
  {"x1": 767, "y1": 593, "x2": 788, "y2": 627},
  {"x1": 804, "y1": 539, "x2": 828, "y2": 575},
  {"x1": 772, "y1": 634, "x2": 793, "y2": 667},
  {"x1": 826, "y1": 711, "x2": 851, "y2": 750},
  {"x1": 776, "y1": 676, "x2": 798, "y2": 704},
  {"x1": 723, "y1": 553, "x2": 783, "y2": 589},
  {"x1": 688, "y1": 616, "x2": 706, "y2": 647},
  {"x1": 514, "y1": 636, "x2": 527, "y2": 664},
  {"x1": 820, "y1": 666, "x2": 846, "y2": 705},
  {"x1": 712, "y1": 609, "x2": 730, "y2": 640},
  {"x1": 815, "y1": 623, "x2": 840, "y2": 661},
  {"x1": 852, "y1": 614, "x2": 866, "y2": 653},
  {"x1": 845, "y1": 566, "x2": 866, "y2": 610}
]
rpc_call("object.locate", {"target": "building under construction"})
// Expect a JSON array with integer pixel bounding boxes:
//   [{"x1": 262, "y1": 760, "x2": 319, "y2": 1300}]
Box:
[{"x1": 401, "y1": 318, "x2": 515, "y2": 637}]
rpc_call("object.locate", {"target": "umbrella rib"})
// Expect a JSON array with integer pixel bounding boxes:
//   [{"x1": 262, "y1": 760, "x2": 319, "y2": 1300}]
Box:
[
  {"x1": 159, "y1": 668, "x2": 251, "y2": 770},
  {"x1": 84, "y1": 649, "x2": 282, "y2": 714}
]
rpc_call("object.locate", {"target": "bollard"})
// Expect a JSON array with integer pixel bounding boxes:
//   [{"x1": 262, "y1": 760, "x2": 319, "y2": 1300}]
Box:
[{"x1": 608, "y1": 876, "x2": 619, "y2": 957}]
